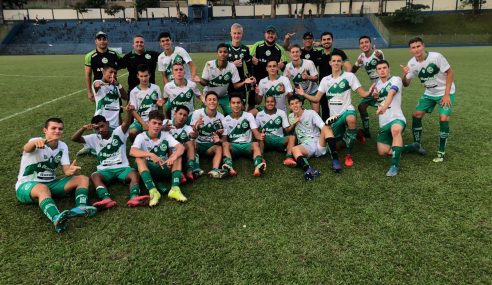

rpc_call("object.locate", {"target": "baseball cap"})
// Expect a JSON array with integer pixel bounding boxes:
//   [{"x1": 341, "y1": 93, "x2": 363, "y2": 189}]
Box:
[
  {"x1": 95, "y1": 31, "x2": 107, "y2": 39},
  {"x1": 303, "y1": 32, "x2": 314, "y2": 39},
  {"x1": 264, "y1": 25, "x2": 277, "y2": 33}
]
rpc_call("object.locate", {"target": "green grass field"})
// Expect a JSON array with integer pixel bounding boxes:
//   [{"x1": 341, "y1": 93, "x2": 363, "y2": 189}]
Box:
[{"x1": 0, "y1": 47, "x2": 490, "y2": 284}]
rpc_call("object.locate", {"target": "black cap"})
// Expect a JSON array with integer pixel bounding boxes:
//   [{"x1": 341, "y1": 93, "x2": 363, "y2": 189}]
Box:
[
  {"x1": 303, "y1": 32, "x2": 314, "y2": 39},
  {"x1": 264, "y1": 25, "x2": 277, "y2": 33}
]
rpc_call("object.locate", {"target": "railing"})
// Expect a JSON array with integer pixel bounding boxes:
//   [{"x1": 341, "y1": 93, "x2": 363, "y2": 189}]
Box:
[{"x1": 366, "y1": 13, "x2": 390, "y2": 46}]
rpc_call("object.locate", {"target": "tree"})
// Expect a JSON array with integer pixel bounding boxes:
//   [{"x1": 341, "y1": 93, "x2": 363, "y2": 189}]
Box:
[
  {"x1": 232, "y1": 0, "x2": 236, "y2": 19},
  {"x1": 85, "y1": 0, "x2": 106, "y2": 8},
  {"x1": 73, "y1": 1, "x2": 89, "y2": 19},
  {"x1": 104, "y1": 4, "x2": 125, "y2": 17},
  {"x1": 460, "y1": 0, "x2": 486, "y2": 15},
  {"x1": 2, "y1": 0, "x2": 27, "y2": 9},
  {"x1": 135, "y1": 0, "x2": 159, "y2": 15},
  {"x1": 348, "y1": 0, "x2": 353, "y2": 16},
  {"x1": 270, "y1": 0, "x2": 277, "y2": 18},
  {"x1": 393, "y1": 1, "x2": 429, "y2": 24}
]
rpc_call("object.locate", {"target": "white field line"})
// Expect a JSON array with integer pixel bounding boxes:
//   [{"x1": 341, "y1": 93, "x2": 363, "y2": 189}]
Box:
[{"x1": 0, "y1": 73, "x2": 79, "y2": 78}]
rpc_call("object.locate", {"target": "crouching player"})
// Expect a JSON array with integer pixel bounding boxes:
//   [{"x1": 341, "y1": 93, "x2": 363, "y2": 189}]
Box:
[
  {"x1": 255, "y1": 95, "x2": 296, "y2": 165},
  {"x1": 130, "y1": 110, "x2": 187, "y2": 204},
  {"x1": 72, "y1": 105, "x2": 150, "y2": 209},
  {"x1": 222, "y1": 94, "x2": 266, "y2": 176},
  {"x1": 16, "y1": 118, "x2": 97, "y2": 233}
]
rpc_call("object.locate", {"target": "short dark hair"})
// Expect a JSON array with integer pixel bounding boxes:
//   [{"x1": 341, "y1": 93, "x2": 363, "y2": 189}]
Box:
[
  {"x1": 205, "y1": 91, "x2": 219, "y2": 100},
  {"x1": 289, "y1": 44, "x2": 301, "y2": 52},
  {"x1": 359, "y1": 35, "x2": 371, "y2": 43},
  {"x1": 91, "y1": 115, "x2": 107, "y2": 124},
  {"x1": 229, "y1": 93, "x2": 243, "y2": 102},
  {"x1": 376, "y1": 60, "x2": 390, "y2": 68},
  {"x1": 330, "y1": 51, "x2": 344, "y2": 60},
  {"x1": 321, "y1": 32, "x2": 333, "y2": 40},
  {"x1": 103, "y1": 64, "x2": 117, "y2": 71},
  {"x1": 137, "y1": 64, "x2": 149, "y2": 73},
  {"x1": 172, "y1": 62, "x2": 184, "y2": 68},
  {"x1": 408, "y1": 37, "x2": 424, "y2": 46},
  {"x1": 159, "y1": 32, "x2": 171, "y2": 41},
  {"x1": 148, "y1": 110, "x2": 165, "y2": 121},
  {"x1": 175, "y1": 105, "x2": 190, "y2": 114},
  {"x1": 216, "y1": 43, "x2": 228, "y2": 51},
  {"x1": 134, "y1": 34, "x2": 144, "y2": 39},
  {"x1": 288, "y1": 94, "x2": 303, "y2": 103},
  {"x1": 44, "y1": 117, "x2": 63, "y2": 128}
]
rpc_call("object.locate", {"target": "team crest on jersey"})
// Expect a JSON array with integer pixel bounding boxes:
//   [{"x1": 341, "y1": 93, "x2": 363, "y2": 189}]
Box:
[
  {"x1": 265, "y1": 50, "x2": 271, "y2": 56},
  {"x1": 175, "y1": 57, "x2": 183, "y2": 63},
  {"x1": 43, "y1": 155, "x2": 48, "y2": 159},
  {"x1": 339, "y1": 81, "x2": 346, "y2": 89},
  {"x1": 426, "y1": 66, "x2": 434, "y2": 73},
  {"x1": 145, "y1": 54, "x2": 151, "y2": 59},
  {"x1": 151, "y1": 93, "x2": 158, "y2": 100},
  {"x1": 223, "y1": 74, "x2": 230, "y2": 81},
  {"x1": 274, "y1": 117, "x2": 282, "y2": 125},
  {"x1": 234, "y1": 54, "x2": 238, "y2": 59},
  {"x1": 241, "y1": 121, "x2": 249, "y2": 129},
  {"x1": 160, "y1": 144, "x2": 168, "y2": 152},
  {"x1": 102, "y1": 57, "x2": 108, "y2": 64},
  {"x1": 305, "y1": 54, "x2": 311, "y2": 59}
]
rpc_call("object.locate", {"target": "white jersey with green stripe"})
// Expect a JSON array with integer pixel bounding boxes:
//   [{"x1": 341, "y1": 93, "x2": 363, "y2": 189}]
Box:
[
  {"x1": 169, "y1": 124, "x2": 193, "y2": 144},
  {"x1": 284, "y1": 59, "x2": 318, "y2": 95},
  {"x1": 132, "y1": 131, "x2": 179, "y2": 162},
  {"x1": 356, "y1": 49, "x2": 384, "y2": 82},
  {"x1": 375, "y1": 76, "x2": 406, "y2": 128},
  {"x1": 202, "y1": 60, "x2": 240, "y2": 97},
  {"x1": 288, "y1": 109, "x2": 325, "y2": 145},
  {"x1": 92, "y1": 80, "x2": 121, "y2": 129},
  {"x1": 157, "y1": 46, "x2": 192, "y2": 81},
  {"x1": 129, "y1": 83, "x2": 162, "y2": 123},
  {"x1": 83, "y1": 126, "x2": 129, "y2": 171},
  {"x1": 258, "y1": 75, "x2": 293, "y2": 112},
  {"x1": 190, "y1": 108, "x2": 225, "y2": 144},
  {"x1": 255, "y1": 109, "x2": 290, "y2": 137},
  {"x1": 163, "y1": 79, "x2": 201, "y2": 118},
  {"x1": 223, "y1": 112, "x2": 258, "y2": 143},
  {"x1": 406, "y1": 51, "x2": 455, "y2": 97},
  {"x1": 317, "y1": 71, "x2": 361, "y2": 116},
  {"x1": 16, "y1": 138, "x2": 70, "y2": 189}
]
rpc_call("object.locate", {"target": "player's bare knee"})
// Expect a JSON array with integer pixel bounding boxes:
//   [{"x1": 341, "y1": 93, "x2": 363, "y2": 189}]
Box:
[
  {"x1": 31, "y1": 184, "x2": 51, "y2": 200},
  {"x1": 413, "y1": 111, "x2": 424, "y2": 119},
  {"x1": 439, "y1": 115, "x2": 449, "y2": 122}
]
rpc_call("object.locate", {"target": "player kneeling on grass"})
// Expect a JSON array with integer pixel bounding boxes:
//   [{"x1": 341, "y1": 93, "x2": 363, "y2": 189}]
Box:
[
  {"x1": 221, "y1": 94, "x2": 266, "y2": 177},
  {"x1": 288, "y1": 95, "x2": 342, "y2": 180},
  {"x1": 16, "y1": 118, "x2": 97, "y2": 233},
  {"x1": 72, "y1": 105, "x2": 150, "y2": 209},
  {"x1": 130, "y1": 110, "x2": 187, "y2": 204},
  {"x1": 255, "y1": 95, "x2": 296, "y2": 165},
  {"x1": 128, "y1": 64, "x2": 164, "y2": 141}
]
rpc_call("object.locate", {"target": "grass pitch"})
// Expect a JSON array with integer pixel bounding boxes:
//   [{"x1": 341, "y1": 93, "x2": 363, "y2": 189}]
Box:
[{"x1": 0, "y1": 47, "x2": 490, "y2": 284}]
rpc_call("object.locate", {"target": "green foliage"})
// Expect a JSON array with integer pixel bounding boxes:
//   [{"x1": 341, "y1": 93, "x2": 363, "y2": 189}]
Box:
[
  {"x1": 2, "y1": 0, "x2": 27, "y2": 9},
  {"x1": 85, "y1": 0, "x2": 106, "y2": 8},
  {"x1": 460, "y1": 0, "x2": 486, "y2": 15},
  {"x1": 72, "y1": 1, "x2": 88, "y2": 15},
  {"x1": 104, "y1": 4, "x2": 126, "y2": 16},
  {"x1": 393, "y1": 3, "x2": 430, "y2": 24},
  {"x1": 135, "y1": 0, "x2": 159, "y2": 14}
]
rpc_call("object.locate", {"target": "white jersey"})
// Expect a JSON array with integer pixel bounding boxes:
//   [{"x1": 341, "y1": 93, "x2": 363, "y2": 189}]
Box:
[
  {"x1": 317, "y1": 71, "x2": 361, "y2": 116},
  {"x1": 129, "y1": 84, "x2": 162, "y2": 123},
  {"x1": 132, "y1": 131, "x2": 179, "y2": 162},
  {"x1": 169, "y1": 124, "x2": 194, "y2": 144},
  {"x1": 258, "y1": 75, "x2": 293, "y2": 112},
  {"x1": 375, "y1": 76, "x2": 406, "y2": 127},
  {"x1": 288, "y1": 110, "x2": 325, "y2": 145},
  {"x1": 202, "y1": 60, "x2": 240, "y2": 98},
  {"x1": 223, "y1": 112, "x2": 258, "y2": 144},
  {"x1": 406, "y1": 51, "x2": 456, "y2": 97},
  {"x1": 284, "y1": 59, "x2": 319, "y2": 95},
  {"x1": 83, "y1": 126, "x2": 129, "y2": 171},
  {"x1": 157, "y1": 46, "x2": 192, "y2": 81},
  {"x1": 356, "y1": 49, "x2": 384, "y2": 82},
  {"x1": 92, "y1": 80, "x2": 121, "y2": 129},
  {"x1": 163, "y1": 80, "x2": 201, "y2": 118},
  {"x1": 255, "y1": 109, "x2": 290, "y2": 137},
  {"x1": 190, "y1": 108, "x2": 225, "y2": 144},
  {"x1": 16, "y1": 138, "x2": 70, "y2": 189}
]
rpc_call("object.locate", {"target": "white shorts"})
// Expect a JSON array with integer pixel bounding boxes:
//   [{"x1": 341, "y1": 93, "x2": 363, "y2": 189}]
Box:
[{"x1": 301, "y1": 140, "x2": 327, "y2": 158}]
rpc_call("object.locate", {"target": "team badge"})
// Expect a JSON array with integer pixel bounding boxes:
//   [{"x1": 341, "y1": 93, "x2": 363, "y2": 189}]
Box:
[
  {"x1": 339, "y1": 82, "x2": 346, "y2": 89},
  {"x1": 102, "y1": 57, "x2": 108, "y2": 64},
  {"x1": 241, "y1": 121, "x2": 249, "y2": 128},
  {"x1": 160, "y1": 144, "x2": 168, "y2": 152},
  {"x1": 274, "y1": 117, "x2": 282, "y2": 125},
  {"x1": 265, "y1": 50, "x2": 271, "y2": 56},
  {"x1": 427, "y1": 66, "x2": 434, "y2": 73},
  {"x1": 305, "y1": 54, "x2": 311, "y2": 59},
  {"x1": 223, "y1": 74, "x2": 230, "y2": 81},
  {"x1": 145, "y1": 54, "x2": 151, "y2": 59}
]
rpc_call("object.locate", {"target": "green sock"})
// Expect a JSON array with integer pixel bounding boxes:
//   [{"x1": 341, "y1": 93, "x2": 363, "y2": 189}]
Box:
[
  {"x1": 223, "y1": 157, "x2": 233, "y2": 167},
  {"x1": 254, "y1": 155, "x2": 263, "y2": 167},
  {"x1": 171, "y1": 170, "x2": 182, "y2": 187},
  {"x1": 412, "y1": 117, "x2": 422, "y2": 144},
  {"x1": 96, "y1": 186, "x2": 111, "y2": 200},
  {"x1": 402, "y1": 144, "x2": 415, "y2": 153},
  {"x1": 391, "y1": 146, "x2": 403, "y2": 167},
  {"x1": 343, "y1": 129, "x2": 357, "y2": 153},
  {"x1": 439, "y1": 121, "x2": 449, "y2": 153},
  {"x1": 186, "y1": 160, "x2": 195, "y2": 172},
  {"x1": 39, "y1": 198, "x2": 60, "y2": 222},
  {"x1": 360, "y1": 110, "x2": 370, "y2": 134},
  {"x1": 140, "y1": 170, "x2": 156, "y2": 191},
  {"x1": 156, "y1": 182, "x2": 169, "y2": 194},
  {"x1": 286, "y1": 153, "x2": 293, "y2": 159},
  {"x1": 75, "y1": 188, "x2": 89, "y2": 207},
  {"x1": 129, "y1": 184, "x2": 141, "y2": 199}
]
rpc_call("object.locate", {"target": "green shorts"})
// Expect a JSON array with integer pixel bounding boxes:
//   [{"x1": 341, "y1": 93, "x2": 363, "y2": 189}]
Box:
[
  {"x1": 359, "y1": 97, "x2": 378, "y2": 108},
  {"x1": 197, "y1": 142, "x2": 216, "y2": 155},
  {"x1": 218, "y1": 96, "x2": 232, "y2": 115},
  {"x1": 96, "y1": 167, "x2": 135, "y2": 184},
  {"x1": 16, "y1": 177, "x2": 72, "y2": 204},
  {"x1": 129, "y1": 121, "x2": 144, "y2": 132},
  {"x1": 331, "y1": 110, "x2": 357, "y2": 140},
  {"x1": 377, "y1": 119, "x2": 407, "y2": 145},
  {"x1": 416, "y1": 93, "x2": 455, "y2": 115},
  {"x1": 230, "y1": 142, "x2": 252, "y2": 157},
  {"x1": 265, "y1": 134, "x2": 287, "y2": 151},
  {"x1": 147, "y1": 161, "x2": 172, "y2": 181}
]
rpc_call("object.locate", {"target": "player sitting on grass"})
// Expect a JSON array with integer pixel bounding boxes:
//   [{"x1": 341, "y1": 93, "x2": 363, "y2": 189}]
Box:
[
  {"x1": 255, "y1": 95, "x2": 297, "y2": 166},
  {"x1": 221, "y1": 94, "x2": 266, "y2": 177},
  {"x1": 130, "y1": 110, "x2": 187, "y2": 205},
  {"x1": 128, "y1": 64, "x2": 164, "y2": 141},
  {"x1": 288, "y1": 95, "x2": 342, "y2": 180},
  {"x1": 297, "y1": 52, "x2": 376, "y2": 168},
  {"x1": 254, "y1": 59, "x2": 293, "y2": 116},
  {"x1": 16, "y1": 118, "x2": 97, "y2": 233},
  {"x1": 72, "y1": 105, "x2": 150, "y2": 209},
  {"x1": 190, "y1": 91, "x2": 227, "y2": 178}
]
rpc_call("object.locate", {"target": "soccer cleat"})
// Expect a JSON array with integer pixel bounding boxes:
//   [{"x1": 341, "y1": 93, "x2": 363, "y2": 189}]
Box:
[
  {"x1": 180, "y1": 173, "x2": 187, "y2": 184},
  {"x1": 386, "y1": 165, "x2": 400, "y2": 177},
  {"x1": 332, "y1": 159, "x2": 342, "y2": 173},
  {"x1": 69, "y1": 205, "x2": 97, "y2": 218},
  {"x1": 432, "y1": 152, "x2": 445, "y2": 163},
  {"x1": 92, "y1": 198, "x2": 117, "y2": 210},
  {"x1": 222, "y1": 163, "x2": 237, "y2": 176},
  {"x1": 76, "y1": 145, "x2": 92, "y2": 156},
  {"x1": 208, "y1": 169, "x2": 226, "y2": 179},
  {"x1": 53, "y1": 210, "x2": 70, "y2": 233},
  {"x1": 325, "y1": 114, "x2": 339, "y2": 125},
  {"x1": 411, "y1": 143, "x2": 427, "y2": 156},
  {"x1": 303, "y1": 166, "x2": 321, "y2": 181},
  {"x1": 344, "y1": 154, "x2": 354, "y2": 167},
  {"x1": 149, "y1": 189, "x2": 161, "y2": 207},
  {"x1": 356, "y1": 129, "x2": 367, "y2": 144},
  {"x1": 192, "y1": 168, "x2": 205, "y2": 177},
  {"x1": 185, "y1": 170, "x2": 195, "y2": 182},
  {"x1": 253, "y1": 161, "x2": 267, "y2": 177},
  {"x1": 168, "y1": 186, "x2": 187, "y2": 202},
  {"x1": 126, "y1": 195, "x2": 150, "y2": 207},
  {"x1": 283, "y1": 157, "x2": 297, "y2": 167}
]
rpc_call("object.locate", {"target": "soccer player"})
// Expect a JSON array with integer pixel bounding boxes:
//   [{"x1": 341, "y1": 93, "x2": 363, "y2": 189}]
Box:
[
  {"x1": 298, "y1": 52, "x2": 375, "y2": 167},
  {"x1": 255, "y1": 95, "x2": 296, "y2": 165},
  {"x1": 163, "y1": 62, "x2": 203, "y2": 121},
  {"x1": 157, "y1": 32, "x2": 197, "y2": 85},
  {"x1": 190, "y1": 91, "x2": 227, "y2": 178},
  {"x1": 288, "y1": 95, "x2": 342, "y2": 180},
  {"x1": 284, "y1": 44, "x2": 319, "y2": 112},
  {"x1": 352, "y1": 35, "x2": 385, "y2": 141},
  {"x1": 402, "y1": 37, "x2": 455, "y2": 162},
  {"x1": 84, "y1": 31, "x2": 121, "y2": 102},
  {"x1": 256, "y1": 60, "x2": 293, "y2": 114},
  {"x1": 71, "y1": 105, "x2": 150, "y2": 209},
  {"x1": 128, "y1": 64, "x2": 164, "y2": 141},
  {"x1": 119, "y1": 35, "x2": 160, "y2": 92},
  {"x1": 130, "y1": 110, "x2": 187, "y2": 205},
  {"x1": 16, "y1": 118, "x2": 97, "y2": 233},
  {"x1": 221, "y1": 94, "x2": 266, "y2": 177},
  {"x1": 283, "y1": 32, "x2": 323, "y2": 66},
  {"x1": 194, "y1": 43, "x2": 255, "y2": 115}
]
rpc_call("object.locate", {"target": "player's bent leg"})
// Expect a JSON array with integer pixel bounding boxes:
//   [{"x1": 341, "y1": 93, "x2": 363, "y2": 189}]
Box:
[
  {"x1": 62, "y1": 175, "x2": 97, "y2": 218},
  {"x1": 311, "y1": 102, "x2": 320, "y2": 114},
  {"x1": 221, "y1": 142, "x2": 236, "y2": 176},
  {"x1": 29, "y1": 183, "x2": 69, "y2": 233},
  {"x1": 434, "y1": 114, "x2": 450, "y2": 163},
  {"x1": 377, "y1": 143, "x2": 392, "y2": 156},
  {"x1": 358, "y1": 103, "x2": 371, "y2": 140},
  {"x1": 125, "y1": 170, "x2": 150, "y2": 207},
  {"x1": 292, "y1": 145, "x2": 321, "y2": 181},
  {"x1": 283, "y1": 136, "x2": 297, "y2": 166},
  {"x1": 319, "y1": 125, "x2": 341, "y2": 172},
  {"x1": 252, "y1": 142, "x2": 266, "y2": 177},
  {"x1": 90, "y1": 172, "x2": 116, "y2": 210},
  {"x1": 412, "y1": 110, "x2": 426, "y2": 148}
]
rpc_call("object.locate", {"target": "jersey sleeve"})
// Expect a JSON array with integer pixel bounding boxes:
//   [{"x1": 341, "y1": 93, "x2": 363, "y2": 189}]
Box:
[
  {"x1": 129, "y1": 90, "x2": 138, "y2": 106},
  {"x1": 60, "y1": 142, "x2": 70, "y2": 166},
  {"x1": 131, "y1": 133, "x2": 145, "y2": 149},
  {"x1": 231, "y1": 64, "x2": 241, "y2": 84},
  {"x1": 436, "y1": 53, "x2": 451, "y2": 73},
  {"x1": 312, "y1": 111, "x2": 325, "y2": 130},
  {"x1": 317, "y1": 77, "x2": 328, "y2": 94},
  {"x1": 164, "y1": 132, "x2": 180, "y2": 148},
  {"x1": 391, "y1": 76, "x2": 403, "y2": 92},
  {"x1": 201, "y1": 61, "x2": 212, "y2": 80},
  {"x1": 82, "y1": 134, "x2": 98, "y2": 149},
  {"x1": 280, "y1": 110, "x2": 290, "y2": 128},
  {"x1": 307, "y1": 60, "x2": 318, "y2": 76},
  {"x1": 157, "y1": 54, "x2": 165, "y2": 72},
  {"x1": 178, "y1": 47, "x2": 193, "y2": 64},
  {"x1": 190, "y1": 110, "x2": 200, "y2": 125},
  {"x1": 258, "y1": 80, "x2": 266, "y2": 96},
  {"x1": 162, "y1": 83, "x2": 170, "y2": 98},
  {"x1": 349, "y1": 73, "x2": 362, "y2": 91},
  {"x1": 406, "y1": 59, "x2": 418, "y2": 79},
  {"x1": 191, "y1": 82, "x2": 202, "y2": 97},
  {"x1": 282, "y1": 77, "x2": 293, "y2": 93},
  {"x1": 84, "y1": 51, "x2": 93, "y2": 67},
  {"x1": 247, "y1": 113, "x2": 258, "y2": 129}
]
